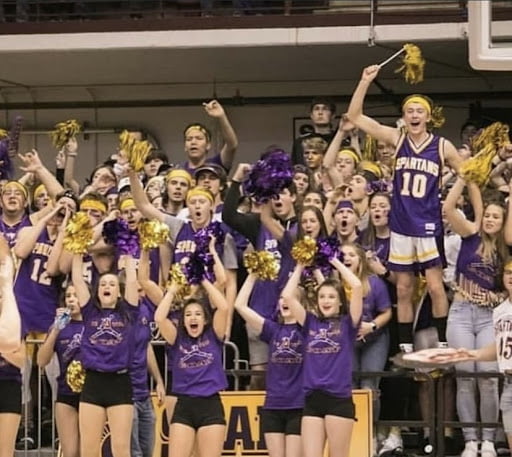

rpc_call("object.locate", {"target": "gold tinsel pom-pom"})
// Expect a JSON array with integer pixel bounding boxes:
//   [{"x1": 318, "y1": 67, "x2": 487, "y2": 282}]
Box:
[
  {"x1": 243, "y1": 251, "x2": 279, "y2": 281},
  {"x1": 168, "y1": 263, "x2": 191, "y2": 300},
  {"x1": 63, "y1": 211, "x2": 93, "y2": 254},
  {"x1": 362, "y1": 134, "x2": 377, "y2": 162},
  {"x1": 291, "y1": 236, "x2": 317, "y2": 266},
  {"x1": 118, "y1": 130, "x2": 153, "y2": 172},
  {"x1": 460, "y1": 122, "x2": 510, "y2": 187},
  {"x1": 0, "y1": 128, "x2": 8, "y2": 139},
  {"x1": 395, "y1": 43, "x2": 425, "y2": 84},
  {"x1": 50, "y1": 120, "x2": 81, "y2": 149},
  {"x1": 138, "y1": 220, "x2": 170, "y2": 250},
  {"x1": 66, "y1": 360, "x2": 86, "y2": 393}
]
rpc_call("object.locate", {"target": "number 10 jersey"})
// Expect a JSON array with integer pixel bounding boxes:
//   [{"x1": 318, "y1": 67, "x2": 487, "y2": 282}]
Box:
[{"x1": 390, "y1": 132, "x2": 443, "y2": 237}]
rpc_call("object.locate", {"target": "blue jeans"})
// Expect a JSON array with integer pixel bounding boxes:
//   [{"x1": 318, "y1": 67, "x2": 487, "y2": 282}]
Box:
[
  {"x1": 353, "y1": 327, "x2": 389, "y2": 420},
  {"x1": 131, "y1": 397, "x2": 156, "y2": 457},
  {"x1": 447, "y1": 300, "x2": 498, "y2": 442}
]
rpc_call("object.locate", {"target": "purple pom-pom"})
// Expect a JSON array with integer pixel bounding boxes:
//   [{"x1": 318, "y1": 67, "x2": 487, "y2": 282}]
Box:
[
  {"x1": 102, "y1": 219, "x2": 140, "y2": 257},
  {"x1": 366, "y1": 179, "x2": 391, "y2": 194},
  {"x1": 242, "y1": 149, "x2": 293, "y2": 203}
]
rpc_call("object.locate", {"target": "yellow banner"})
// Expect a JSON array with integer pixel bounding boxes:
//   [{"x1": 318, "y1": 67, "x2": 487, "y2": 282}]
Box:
[{"x1": 151, "y1": 390, "x2": 372, "y2": 457}]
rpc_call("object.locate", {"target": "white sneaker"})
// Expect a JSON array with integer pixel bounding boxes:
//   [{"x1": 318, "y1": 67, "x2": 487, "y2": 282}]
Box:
[
  {"x1": 481, "y1": 440, "x2": 497, "y2": 457},
  {"x1": 437, "y1": 341, "x2": 449, "y2": 349},
  {"x1": 378, "y1": 433, "x2": 403, "y2": 456},
  {"x1": 399, "y1": 343, "x2": 413, "y2": 353},
  {"x1": 461, "y1": 440, "x2": 478, "y2": 457}
]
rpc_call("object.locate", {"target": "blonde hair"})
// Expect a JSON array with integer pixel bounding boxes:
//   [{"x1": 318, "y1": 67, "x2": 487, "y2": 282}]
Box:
[{"x1": 302, "y1": 136, "x2": 328, "y2": 154}]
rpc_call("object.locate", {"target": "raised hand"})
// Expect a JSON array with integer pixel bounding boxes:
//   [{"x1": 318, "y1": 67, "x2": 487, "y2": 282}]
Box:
[
  {"x1": 361, "y1": 64, "x2": 380, "y2": 83},
  {"x1": 203, "y1": 99, "x2": 225, "y2": 118},
  {"x1": 19, "y1": 149, "x2": 43, "y2": 173}
]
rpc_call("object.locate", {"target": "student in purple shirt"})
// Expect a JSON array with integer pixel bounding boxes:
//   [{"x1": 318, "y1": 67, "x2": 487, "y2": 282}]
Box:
[
  {"x1": 341, "y1": 242, "x2": 391, "y2": 429},
  {"x1": 37, "y1": 284, "x2": 83, "y2": 457},
  {"x1": 443, "y1": 177, "x2": 507, "y2": 457},
  {"x1": 72, "y1": 253, "x2": 139, "y2": 457},
  {"x1": 154, "y1": 278, "x2": 230, "y2": 457},
  {"x1": 282, "y1": 257, "x2": 363, "y2": 457},
  {"x1": 235, "y1": 273, "x2": 304, "y2": 457},
  {"x1": 180, "y1": 99, "x2": 238, "y2": 175}
]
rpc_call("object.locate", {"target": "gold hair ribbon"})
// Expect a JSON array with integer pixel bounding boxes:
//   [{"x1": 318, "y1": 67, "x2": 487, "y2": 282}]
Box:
[
  {"x1": 186, "y1": 187, "x2": 214, "y2": 205},
  {"x1": 79, "y1": 199, "x2": 107, "y2": 214}
]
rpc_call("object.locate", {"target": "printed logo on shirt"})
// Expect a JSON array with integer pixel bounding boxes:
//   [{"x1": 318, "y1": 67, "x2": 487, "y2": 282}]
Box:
[
  {"x1": 89, "y1": 315, "x2": 124, "y2": 346},
  {"x1": 62, "y1": 332, "x2": 83, "y2": 361},
  {"x1": 307, "y1": 323, "x2": 341, "y2": 354},
  {"x1": 178, "y1": 339, "x2": 214, "y2": 369},
  {"x1": 270, "y1": 330, "x2": 302, "y2": 364}
]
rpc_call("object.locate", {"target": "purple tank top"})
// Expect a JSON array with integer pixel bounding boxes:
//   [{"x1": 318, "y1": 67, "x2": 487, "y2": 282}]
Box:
[
  {"x1": 456, "y1": 232, "x2": 499, "y2": 292},
  {"x1": 80, "y1": 299, "x2": 139, "y2": 372},
  {"x1": 260, "y1": 320, "x2": 304, "y2": 409},
  {"x1": 15, "y1": 228, "x2": 62, "y2": 333},
  {"x1": 116, "y1": 248, "x2": 160, "y2": 285},
  {"x1": 302, "y1": 312, "x2": 357, "y2": 398},
  {"x1": 0, "y1": 213, "x2": 31, "y2": 248},
  {"x1": 55, "y1": 320, "x2": 84, "y2": 396},
  {"x1": 170, "y1": 326, "x2": 227, "y2": 397},
  {"x1": 390, "y1": 133, "x2": 443, "y2": 237}
]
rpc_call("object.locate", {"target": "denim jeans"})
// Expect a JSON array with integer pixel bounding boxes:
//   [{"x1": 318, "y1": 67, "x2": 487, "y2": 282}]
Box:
[
  {"x1": 447, "y1": 299, "x2": 498, "y2": 442},
  {"x1": 353, "y1": 327, "x2": 390, "y2": 420},
  {"x1": 131, "y1": 397, "x2": 156, "y2": 457}
]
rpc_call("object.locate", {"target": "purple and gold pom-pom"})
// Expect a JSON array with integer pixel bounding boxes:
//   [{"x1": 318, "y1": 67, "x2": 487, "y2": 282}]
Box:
[
  {"x1": 63, "y1": 212, "x2": 93, "y2": 254},
  {"x1": 291, "y1": 236, "x2": 317, "y2": 266},
  {"x1": 366, "y1": 179, "x2": 391, "y2": 194},
  {"x1": 243, "y1": 250, "x2": 279, "y2": 281},
  {"x1": 168, "y1": 263, "x2": 191, "y2": 300},
  {"x1": 66, "y1": 360, "x2": 86, "y2": 393},
  {"x1": 50, "y1": 119, "x2": 81, "y2": 149},
  {"x1": 103, "y1": 219, "x2": 140, "y2": 256},
  {"x1": 242, "y1": 148, "x2": 293, "y2": 203},
  {"x1": 138, "y1": 220, "x2": 170, "y2": 250}
]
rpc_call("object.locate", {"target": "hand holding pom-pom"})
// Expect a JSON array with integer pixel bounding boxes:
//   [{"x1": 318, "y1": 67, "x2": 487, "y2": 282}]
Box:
[
  {"x1": 291, "y1": 236, "x2": 317, "y2": 266},
  {"x1": 63, "y1": 212, "x2": 93, "y2": 254},
  {"x1": 138, "y1": 220, "x2": 170, "y2": 250},
  {"x1": 243, "y1": 251, "x2": 280, "y2": 281},
  {"x1": 66, "y1": 360, "x2": 86, "y2": 393}
]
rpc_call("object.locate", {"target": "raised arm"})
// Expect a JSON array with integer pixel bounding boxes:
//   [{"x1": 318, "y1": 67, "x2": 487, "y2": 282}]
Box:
[
  {"x1": 234, "y1": 274, "x2": 264, "y2": 334},
  {"x1": 138, "y1": 249, "x2": 164, "y2": 305},
  {"x1": 204, "y1": 100, "x2": 238, "y2": 170},
  {"x1": 63, "y1": 138, "x2": 81, "y2": 194},
  {"x1": 154, "y1": 284, "x2": 179, "y2": 345},
  {"x1": 260, "y1": 200, "x2": 285, "y2": 241},
  {"x1": 14, "y1": 203, "x2": 64, "y2": 259},
  {"x1": 330, "y1": 257, "x2": 363, "y2": 326},
  {"x1": 443, "y1": 177, "x2": 477, "y2": 238},
  {"x1": 37, "y1": 310, "x2": 66, "y2": 367},
  {"x1": 323, "y1": 117, "x2": 354, "y2": 187},
  {"x1": 202, "y1": 277, "x2": 230, "y2": 340},
  {"x1": 18, "y1": 149, "x2": 64, "y2": 199},
  {"x1": 281, "y1": 263, "x2": 307, "y2": 325},
  {"x1": 346, "y1": 65, "x2": 399, "y2": 146},
  {"x1": 72, "y1": 253, "x2": 91, "y2": 306},
  {"x1": 0, "y1": 241, "x2": 21, "y2": 353},
  {"x1": 128, "y1": 169, "x2": 165, "y2": 222},
  {"x1": 123, "y1": 255, "x2": 139, "y2": 306}
]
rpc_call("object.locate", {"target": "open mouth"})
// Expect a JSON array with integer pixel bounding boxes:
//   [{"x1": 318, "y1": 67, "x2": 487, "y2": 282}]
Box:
[
  {"x1": 274, "y1": 201, "x2": 283, "y2": 209},
  {"x1": 410, "y1": 121, "x2": 421, "y2": 127},
  {"x1": 190, "y1": 323, "x2": 199, "y2": 331},
  {"x1": 194, "y1": 211, "x2": 202, "y2": 218},
  {"x1": 341, "y1": 220, "x2": 348, "y2": 228}
]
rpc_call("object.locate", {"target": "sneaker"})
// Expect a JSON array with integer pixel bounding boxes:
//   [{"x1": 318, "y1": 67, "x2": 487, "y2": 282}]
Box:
[
  {"x1": 15, "y1": 435, "x2": 36, "y2": 451},
  {"x1": 378, "y1": 433, "x2": 403, "y2": 456},
  {"x1": 481, "y1": 440, "x2": 497, "y2": 457},
  {"x1": 461, "y1": 440, "x2": 478, "y2": 457},
  {"x1": 399, "y1": 343, "x2": 413, "y2": 353},
  {"x1": 437, "y1": 341, "x2": 449, "y2": 349}
]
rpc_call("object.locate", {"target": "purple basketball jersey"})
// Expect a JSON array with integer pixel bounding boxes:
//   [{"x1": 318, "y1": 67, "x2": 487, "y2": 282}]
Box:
[
  {"x1": 0, "y1": 214, "x2": 31, "y2": 248},
  {"x1": 390, "y1": 133, "x2": 443, "y2": 237}
]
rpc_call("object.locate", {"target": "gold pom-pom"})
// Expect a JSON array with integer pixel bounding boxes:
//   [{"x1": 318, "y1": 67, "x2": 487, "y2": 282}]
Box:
[
  {"x1": 66, "y1": 360, "x2": 86, "y2": 393},
  {"x1": 291, "y1": 236, "x2": 317, "y2": 266},
  {"x1": 243, "y1": 251, "x2": 279, "y2": 281},
  {"x1": 460, "y1": 122, "x2": 510, "y2": 187},
  {"x1": 168, "y1": 263, "x2": 191, "y2": 300},
  {"x1": 63, "y1": 211, "x2": 93, "y2": 254},
  {"x1": 362, "y1": 134, "x2": 377, "y2": 162},
  {"x1": 118, "y1": 130, "x2": 153, "y2": 172},
  {"x1": 429, "y1": 105, "x2": 445, "y2": 129},
  {"x1": 138, "y1": 220, "x2": 170, "y2": 250},
  {"x1": 395, "y1": 43, "x2": 425, "y2": 84},
  {"x1": 0, "y1": 128, "x2": 8, "y2": 139},
  {"x1": 50, "y1": 120, "x2": 81, "y2": 149}
]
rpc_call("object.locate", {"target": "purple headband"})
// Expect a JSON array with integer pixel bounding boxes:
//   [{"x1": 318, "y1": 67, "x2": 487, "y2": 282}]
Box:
[{"x1": 335, "y1": 200, "x2": 355, "y2": 213}]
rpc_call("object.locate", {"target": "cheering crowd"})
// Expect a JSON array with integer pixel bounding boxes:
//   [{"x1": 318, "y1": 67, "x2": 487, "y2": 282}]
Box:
[{"x1": 1, "y1": 61, "x2": 512, "y2": 457}]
